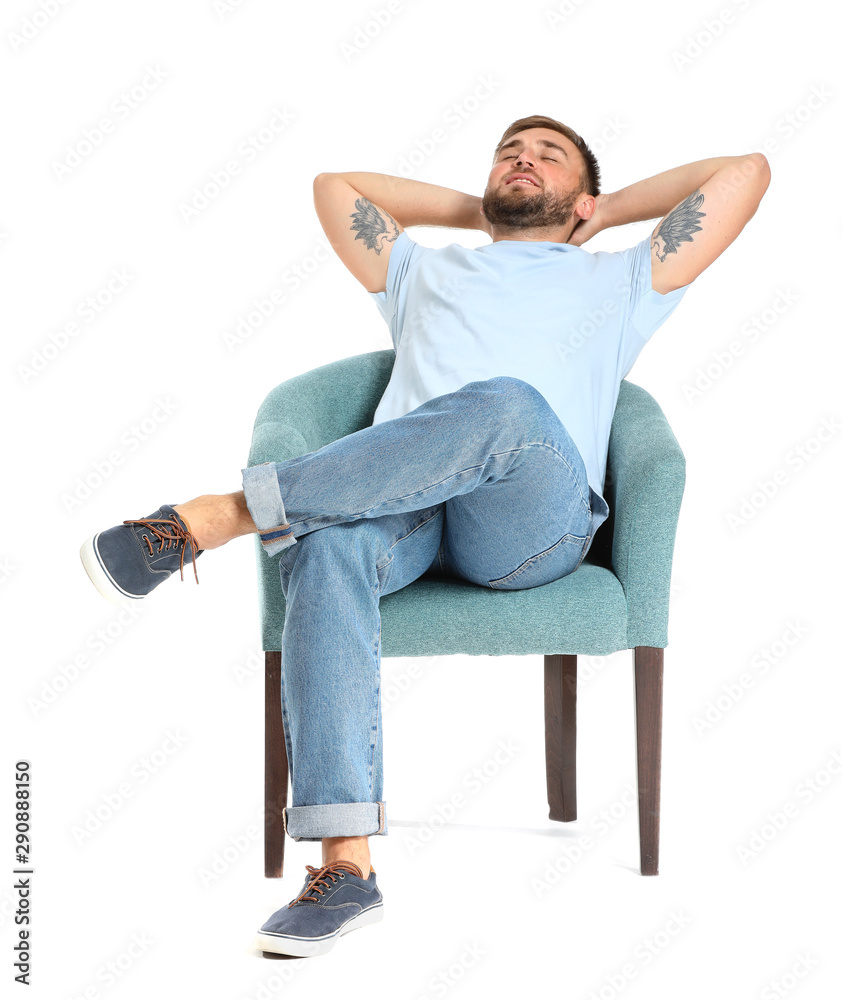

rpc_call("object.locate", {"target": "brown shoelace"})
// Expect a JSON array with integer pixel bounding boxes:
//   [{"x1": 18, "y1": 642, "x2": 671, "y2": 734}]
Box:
[
  {"x1": 123, "y1": 514, "x2": 200, "y2": 584},
  {"x1": 288, "y1": 861, "x2": 368, "y2": 907}
]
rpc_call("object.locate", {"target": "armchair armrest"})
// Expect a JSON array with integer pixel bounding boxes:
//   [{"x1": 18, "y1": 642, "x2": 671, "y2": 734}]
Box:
[
  {"x1": 605, "y1": 381, "x2": 686, "y2": 648},
  {"x1": 247, "y1": 349, "x2": 396, "y2": 465},
  {"x1": 247, "y1": 350, "x2": 397, "y2": 651}
]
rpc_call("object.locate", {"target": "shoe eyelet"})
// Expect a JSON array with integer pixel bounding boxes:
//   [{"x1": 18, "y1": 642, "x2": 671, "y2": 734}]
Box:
[{"x1": 339, "y1": 873, "x2": 345, "y2": 878}]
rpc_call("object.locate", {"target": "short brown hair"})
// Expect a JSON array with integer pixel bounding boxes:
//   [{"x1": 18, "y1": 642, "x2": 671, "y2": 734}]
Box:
[{"x1": 493, "y1": 115, "x2": 601, "y2": 197}]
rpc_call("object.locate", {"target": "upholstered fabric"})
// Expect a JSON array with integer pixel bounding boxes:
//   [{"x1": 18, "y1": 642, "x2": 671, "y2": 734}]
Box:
[{"x1": 248, "y1": 350, "x2": 684, "y2": 656}]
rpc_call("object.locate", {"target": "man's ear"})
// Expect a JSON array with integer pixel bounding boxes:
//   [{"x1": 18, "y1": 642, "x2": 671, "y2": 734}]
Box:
[{"x1": 577, "y1": 194, "x2": 596, "y2": 221}]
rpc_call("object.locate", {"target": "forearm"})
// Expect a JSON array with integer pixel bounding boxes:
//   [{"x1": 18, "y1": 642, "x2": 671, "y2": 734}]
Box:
[
  {"x1": 327, "y1": 171, "x2": 486, "y2": 232},
  {"x1": 603, "y1": 155, "x2": 746, "y2": 228}
]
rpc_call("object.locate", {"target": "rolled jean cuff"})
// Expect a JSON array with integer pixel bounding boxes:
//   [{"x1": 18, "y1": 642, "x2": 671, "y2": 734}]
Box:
[
  {"x1": 241, "y1": 462, "x2": 296, "y2": 556},
  {"x1": 282, "y1": 802, "x2": 387, "y2": 842}
]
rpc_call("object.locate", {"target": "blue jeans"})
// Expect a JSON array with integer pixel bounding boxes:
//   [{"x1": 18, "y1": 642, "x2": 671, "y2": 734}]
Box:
[{"x1": 241, "y1": 376, "x2": 609, "y2": 841}]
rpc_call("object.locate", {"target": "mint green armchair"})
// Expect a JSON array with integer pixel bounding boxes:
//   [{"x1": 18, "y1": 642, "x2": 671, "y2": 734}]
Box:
[{"x1": 249, "y1": 350, "x2": 685, "y2": 879}]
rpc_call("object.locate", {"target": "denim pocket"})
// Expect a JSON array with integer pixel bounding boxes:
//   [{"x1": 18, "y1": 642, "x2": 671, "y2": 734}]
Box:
[{"x1": 487, "y1": 532, "x2": 590, "y2": 590}]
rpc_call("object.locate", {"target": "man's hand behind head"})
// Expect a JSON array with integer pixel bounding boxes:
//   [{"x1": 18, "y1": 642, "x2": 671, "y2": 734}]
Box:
[{"x1": 567, "y1": 192, "x2": 610, "y2": 246}]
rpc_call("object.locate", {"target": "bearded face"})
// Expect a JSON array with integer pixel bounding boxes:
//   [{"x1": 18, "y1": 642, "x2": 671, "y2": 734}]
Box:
[{"x1": 481, "y1": 176, "x2": 585, "y2": 233}]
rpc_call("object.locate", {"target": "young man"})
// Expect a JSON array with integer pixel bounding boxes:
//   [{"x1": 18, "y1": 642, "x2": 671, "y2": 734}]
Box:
[{"x1": 80, "y1": 115, "x2": 770, "y2": 957}]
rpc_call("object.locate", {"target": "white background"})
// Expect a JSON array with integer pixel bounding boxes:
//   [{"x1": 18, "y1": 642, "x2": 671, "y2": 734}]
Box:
[{"x1": 2, "y1": 0, "x2": 840, "y2": 996}]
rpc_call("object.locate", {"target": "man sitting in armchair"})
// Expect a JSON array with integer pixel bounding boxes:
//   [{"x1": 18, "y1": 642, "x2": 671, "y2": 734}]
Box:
[{"x1": 80, "y1": 114, "x2": 770, "y2": 957}]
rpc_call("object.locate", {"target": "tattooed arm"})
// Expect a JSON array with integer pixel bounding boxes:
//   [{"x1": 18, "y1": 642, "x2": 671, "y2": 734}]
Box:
[
  {"x1": 313, "y1": 172, "x2": 488, "y2": 293},
  {"x1": 596, "y1": 156, "x2": 742, "y2": 229},
  {"x1": 321, "y1": 172, "x2": 488, "y2": 233},
  {"x1": 572, "y1": 155, "x2": 771, "y2": 293},
  {"x1": 647, "y1": 155, "x2": 769, "y2": 293}
]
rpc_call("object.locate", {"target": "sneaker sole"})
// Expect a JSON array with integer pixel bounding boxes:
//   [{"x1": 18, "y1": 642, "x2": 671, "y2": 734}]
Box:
[
  {"x1": 256, "y1": 902, "x2": 384, "y2": 958},
  {"x1": 80, "y1": 533, "x2": 146, "y2": 610}
]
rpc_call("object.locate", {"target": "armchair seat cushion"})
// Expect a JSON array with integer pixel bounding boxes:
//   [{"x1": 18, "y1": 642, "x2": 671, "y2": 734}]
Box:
[
  {"x1": 378, "y1": 562, "x2": 627, "y2": 657},
  {"x1": 257, "y1": 560, "x2": 627, "y2": 658}
]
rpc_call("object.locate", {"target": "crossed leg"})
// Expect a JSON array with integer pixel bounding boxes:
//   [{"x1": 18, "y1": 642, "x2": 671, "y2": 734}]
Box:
[{"x1": 162, "y1": 376, "x2": 602, "y2": 875}]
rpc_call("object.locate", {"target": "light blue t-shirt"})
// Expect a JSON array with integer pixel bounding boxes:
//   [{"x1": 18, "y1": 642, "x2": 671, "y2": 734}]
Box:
[{"x1": 368, "y1": 230, "x2": 690, "y2": 506}]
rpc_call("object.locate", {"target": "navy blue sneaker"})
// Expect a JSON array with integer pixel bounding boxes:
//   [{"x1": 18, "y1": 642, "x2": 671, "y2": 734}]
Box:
[
  {"x1": 80, "y1": 504, "x2": 202, "y2": 608},
  {"x1": 256, "y1": 861, "x2": 383, "y2": 957}
]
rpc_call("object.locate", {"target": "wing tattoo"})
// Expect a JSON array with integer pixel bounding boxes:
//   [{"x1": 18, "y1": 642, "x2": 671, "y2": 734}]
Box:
[
  {"x1": 349, "y1": 197, "x2": 400, "y2": 254},
  {"x1": 652, "y1": 189, "x2": 706, "y2": 263}
]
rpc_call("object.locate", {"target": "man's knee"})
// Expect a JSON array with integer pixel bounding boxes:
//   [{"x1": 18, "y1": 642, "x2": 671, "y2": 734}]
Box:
[{"x1": 470, "y1": 375, "x2": 554, "y2": 426}]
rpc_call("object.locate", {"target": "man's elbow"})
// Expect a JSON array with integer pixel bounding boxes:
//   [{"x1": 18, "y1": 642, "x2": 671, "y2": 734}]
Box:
[
  {"x1": 745, "y1": 151, "x2": 772, "y2": 193},
  {"x1": 721, "y1": 153, "x2": 771, "y2": 208}
]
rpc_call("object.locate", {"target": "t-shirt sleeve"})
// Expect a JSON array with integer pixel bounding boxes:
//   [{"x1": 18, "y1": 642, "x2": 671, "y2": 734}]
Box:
[
  {"x1": 611, "y1": 229, "x2": 692, "y2": 377},
  {"x1": 621, "y1": 229, "x2": 691, "y2": 341},
  {"x1": 368, "y1": 230, "x2": 425, "y2": 349}
]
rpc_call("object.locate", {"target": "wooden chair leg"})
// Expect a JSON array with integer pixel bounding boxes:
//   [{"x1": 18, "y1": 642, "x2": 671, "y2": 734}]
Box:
[
  {"x1": 544, "y1": 654, "x2": 578, "y2": 822},
  {"x1": 633, "y1": 646, "x2": 664, "y2": 876},
  {"x1": 265, "y1": 651, "x2": 288, "y2": 878}
]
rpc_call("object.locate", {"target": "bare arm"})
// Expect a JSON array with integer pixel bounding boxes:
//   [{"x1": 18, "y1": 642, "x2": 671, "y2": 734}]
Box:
[
  {"x1": 601, "y1": 156, "x2": 745, "y2": 229},
  {"x1": 647, "y1": 154, "x2": 770, "y2": 292},
  {"x1": 568, "y1": 153, "x2": 771, "y2": 293},
  {"x1": 569, "y1": 156, "x2": 745, "y2": 246},
  {"x1": 322, "y1": 171, "x2": 490, "y2": 233}
]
